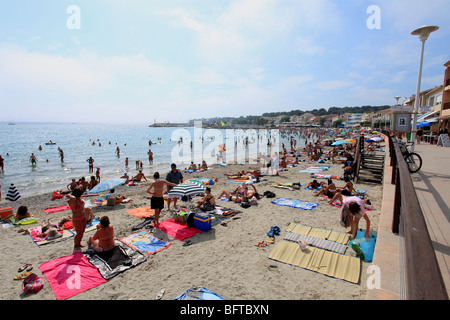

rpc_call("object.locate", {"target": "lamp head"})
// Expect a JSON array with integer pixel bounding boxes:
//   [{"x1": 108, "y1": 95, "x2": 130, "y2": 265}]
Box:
[{"x1": 411, "y1": 25, "x2": 439, "y2": 42}]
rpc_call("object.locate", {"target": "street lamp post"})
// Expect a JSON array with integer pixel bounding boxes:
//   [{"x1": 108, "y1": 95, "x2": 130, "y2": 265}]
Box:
[{"x1": 410, "y1": 25, "x2": 439, "y2": 152}]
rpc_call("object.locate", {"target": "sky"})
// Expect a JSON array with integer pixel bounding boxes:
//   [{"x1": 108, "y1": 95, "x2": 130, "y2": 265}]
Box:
[{"x1": 0, "y1": 0, "x2": 449, "y2": 124}]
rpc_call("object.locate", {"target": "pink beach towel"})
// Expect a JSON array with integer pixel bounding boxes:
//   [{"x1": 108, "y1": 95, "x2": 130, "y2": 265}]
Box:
[
  {"x1": 42, "y1": 205, "x2": 71, "y2": 214},
  {"x1": 155, "y1": 218, "x2": 202, "y2": 241},
  {"x1": 29, "y1": 226, "x2": 65, "y2": 242},
  {"x1": 39, "y1": 251, "x2": 107, "y2": 300}
]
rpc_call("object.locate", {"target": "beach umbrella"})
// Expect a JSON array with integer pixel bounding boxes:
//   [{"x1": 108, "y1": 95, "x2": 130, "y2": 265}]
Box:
[
  {"x1": 89, "y1": 178, "x2": 127, "y2": 194},
  {"x1": 346, "y1": 139, "x2": 357, "y2": 143},
  {"x1": 370, "y1": 137, "x2": 383, "y2": 142},
  {"x1": 331, "y1": 141, "x2": 346, "y2": 146},
  {"x1": 6, "y1": 183, "x2": 21, "y2": 201},
  {"x1": 417, "y1": 121, "x2": 431, "y2": 127},
  {"x1": 168, "y1": 181, "x2": 206, "y2": 197}
]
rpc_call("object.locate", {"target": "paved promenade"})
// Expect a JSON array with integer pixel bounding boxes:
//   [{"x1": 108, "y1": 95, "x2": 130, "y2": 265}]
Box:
[
  {"x1": 367, "y1": 140, "x2": 450, "y2": 300},
  {"x1": 411, "y1": 143, "x2": 450, "y2": 297}
]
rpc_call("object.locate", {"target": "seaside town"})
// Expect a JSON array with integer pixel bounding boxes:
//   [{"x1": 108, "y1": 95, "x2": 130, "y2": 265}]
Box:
[{"x1": 0, "y1": 1, "x2": 449, "y2": 311}]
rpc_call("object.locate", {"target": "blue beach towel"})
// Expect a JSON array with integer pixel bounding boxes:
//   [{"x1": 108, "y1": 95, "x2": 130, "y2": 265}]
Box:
[
  {"x1": 119, "y1": 231, "x2": 173, "y2": 255},
  {"x1": 271, "y1": 197, "x2": 319, "y2": 210},
  {"x1": 174, "y1": 287, "x2": 225, "y2": 300}
]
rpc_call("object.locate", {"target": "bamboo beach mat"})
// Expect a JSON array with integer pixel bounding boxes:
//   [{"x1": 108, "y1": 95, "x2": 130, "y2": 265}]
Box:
[{"x1": 268, "y1": 240, "x2": 361, "y2": 284}]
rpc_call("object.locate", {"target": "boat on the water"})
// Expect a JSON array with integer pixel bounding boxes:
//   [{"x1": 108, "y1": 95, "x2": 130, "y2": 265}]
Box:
[{"x1": 45, "y1": 141, "x2": 56, "y2": 145}]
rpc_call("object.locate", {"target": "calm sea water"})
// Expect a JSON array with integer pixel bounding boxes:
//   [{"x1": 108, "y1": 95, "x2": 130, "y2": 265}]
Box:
[{"x1": 0, "y1": 122, "x2": 308, "y2": 198}]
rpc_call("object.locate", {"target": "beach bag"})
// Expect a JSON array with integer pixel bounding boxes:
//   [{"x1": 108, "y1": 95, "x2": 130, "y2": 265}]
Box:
[
  {"x1": 22, "y1": 273, "x2": 44, "y2": 295},
  {"x1": 264, "y1": 191, "x2": 276, "y2": 198},
  {"x1": 249, "y1": 196, "x2": 258, "y2": 205}
]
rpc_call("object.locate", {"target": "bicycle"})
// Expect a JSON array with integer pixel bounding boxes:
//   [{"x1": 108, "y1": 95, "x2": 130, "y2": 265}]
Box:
[{"x1": 397, "y1": 140, "x2": 422, "y2": 173}]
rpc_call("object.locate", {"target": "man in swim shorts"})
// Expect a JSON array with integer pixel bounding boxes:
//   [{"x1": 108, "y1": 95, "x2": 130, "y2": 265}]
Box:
[{"x1": 146, "y1": 172, "x2": 178, "y2": 226}]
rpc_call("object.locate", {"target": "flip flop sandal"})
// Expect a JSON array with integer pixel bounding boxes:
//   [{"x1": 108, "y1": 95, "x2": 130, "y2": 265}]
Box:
[
  {"x1": 182, "y1": 240, "x2": 192, "y2": 246},
  {"x1": 156, "y1": 289, "x2": 165, "y2": 300},
  {"x1": 18, "y1": 263, "x2": 32, "y2": 272},
  {"x1": 14, "y1": 272, "x2": 32, "y2": 280}
]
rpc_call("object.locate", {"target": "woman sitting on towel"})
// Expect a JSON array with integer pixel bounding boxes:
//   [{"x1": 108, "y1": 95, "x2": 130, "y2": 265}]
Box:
[
  {"x1": 314, "y1": 179, "x2": 337, "y2": 198},
  {"x1": 87, "y1": 216, "x2": 115, "y2": 253},
  {"x1": 195, "y1": 187, "x2": 216, "y2": 211}
]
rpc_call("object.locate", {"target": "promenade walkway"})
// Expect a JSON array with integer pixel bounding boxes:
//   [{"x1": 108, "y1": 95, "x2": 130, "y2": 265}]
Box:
[
  {"x1": 367, "y1": 139, "x2": 450, "y2": 300},
  {"x1": 411, "y1": 143, "x2": 450, "y2": 297}
]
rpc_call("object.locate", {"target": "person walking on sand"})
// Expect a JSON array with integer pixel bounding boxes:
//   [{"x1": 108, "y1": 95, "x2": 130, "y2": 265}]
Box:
[
  {"x1": 95, "y1": 167, "x2": 101, "y2": 182},
  {"x1": 166, "y1": 163, "x2": 183, "y2": 211},
  {"x1": 146, "y1": 172, "x2": 178, "y2": 226},
  {"x1": 86, "y1": 157, "x2": 94, "y2": 173},
  {"x1": 66, "y1": 188, "x2": 94, "y2": 252}
]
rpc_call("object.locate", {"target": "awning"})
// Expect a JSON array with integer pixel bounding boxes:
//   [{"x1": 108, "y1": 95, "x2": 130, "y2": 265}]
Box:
[{"x1": 417, "y1": 110, "x2": 440, "y2": 122}]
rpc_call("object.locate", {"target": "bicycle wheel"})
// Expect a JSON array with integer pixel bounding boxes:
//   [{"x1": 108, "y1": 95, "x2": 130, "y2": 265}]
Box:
[{"x1": 405, "y1": 152, "x2": 422, "y2": 173}]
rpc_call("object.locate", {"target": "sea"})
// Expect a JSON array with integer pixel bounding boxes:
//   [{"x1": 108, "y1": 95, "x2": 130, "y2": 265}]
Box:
[{"x1": 0, "y1": 122, "x2": 311, "y2": 198}]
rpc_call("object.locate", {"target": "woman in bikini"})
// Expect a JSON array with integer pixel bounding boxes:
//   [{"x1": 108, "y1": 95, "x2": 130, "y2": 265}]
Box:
[
  {"x1": 195, "y1": 187, "x2": 216, "y2": 211},
  {"x1": 87, "y1": 216, "x2": 115, "y2": 253},
  {"x1": 66, "y1": 188, "x2": 94, "y2": 252},
  {"x1": 314, "y1": 179, "x2": 337, "y2": 199}
]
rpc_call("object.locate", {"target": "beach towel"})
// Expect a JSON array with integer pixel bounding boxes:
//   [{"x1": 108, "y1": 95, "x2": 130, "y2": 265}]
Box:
[
  {"x1": 155, "y1": 218, "x2": 202, "y2": 241},
  {"x1": 6, "y1": 184, "x2": 21, "y2": 201},
  {"x1": 305, "y1": 185, "x2": 322, "y2": 192},
  {"x1": 119, "y1": 231, "x2": 173, "y2": 255},
  {"x1": 39, "y1": 251, "x2": 107, "y2": 300},
  {"x1": 8, "y1": 216, "x2": 38, "y2": 226},
  {"x1": 83, "y1": 241, "x2": 147, "y2": 280},
  {"x1": 226, "y1": 180, "x2": 253, "y2": 185},
  {"x1": 283, "y1": 232, "x2": 348, "y2": 255},
  {"x1": 285, "y1": 223, "x2": 351, "y2": 245},
  {"x1": 174, "y1": 287, "x2": 225, "y2": 300},
  {"x1": 126, "y1": 206, "x2": 155, "y2": 218},
  {"x1": 28, "y1": 227, "x2": 74, "y2": 246},
  {"x1": 271, "y1": 197, "x2": 319, "y2": 210},
  {"x1": 268, "y1": 240, "x2": 361, "y2": 284},
  {"x1": 42, "y1": 205, "x2": 71, "y2": 214}
]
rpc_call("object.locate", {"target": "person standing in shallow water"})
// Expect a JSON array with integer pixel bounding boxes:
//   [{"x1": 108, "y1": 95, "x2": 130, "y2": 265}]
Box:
[{"x1": 86, "y1": 157, "x2": 94, "y2": 173}]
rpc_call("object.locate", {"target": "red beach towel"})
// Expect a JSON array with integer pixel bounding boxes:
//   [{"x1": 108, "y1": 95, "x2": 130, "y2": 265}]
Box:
[
  {"x1": 155, "y1": 218, "x2": 202, "y2": 241},
  {"x1": 39, "y1": 251, "x2": 107, "y2": 300},
  {"x1": 42, "y1": 205, "x2": 71, "y2": 214}
]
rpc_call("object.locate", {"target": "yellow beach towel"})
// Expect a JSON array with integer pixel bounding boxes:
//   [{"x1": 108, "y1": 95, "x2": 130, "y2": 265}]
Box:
[{"x1": 268, "y1": 240, "x2": 361, "y2": 284}]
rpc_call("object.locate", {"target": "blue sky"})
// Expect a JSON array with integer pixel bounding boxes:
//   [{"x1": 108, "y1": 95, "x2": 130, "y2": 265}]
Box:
[{"x1": 1, "y1": 0, "x2": 449, "y2": 124}]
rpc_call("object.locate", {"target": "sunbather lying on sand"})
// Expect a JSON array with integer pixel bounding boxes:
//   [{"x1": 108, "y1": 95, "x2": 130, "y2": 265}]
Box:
[{"x1": 218, "y1": 190, "x2": 248, "y2": 204}]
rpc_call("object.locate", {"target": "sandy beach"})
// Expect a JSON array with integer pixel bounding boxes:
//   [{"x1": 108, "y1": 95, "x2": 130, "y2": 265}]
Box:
[{"x1": 0, "y1": 158, "x2": 382, "y2": 301}]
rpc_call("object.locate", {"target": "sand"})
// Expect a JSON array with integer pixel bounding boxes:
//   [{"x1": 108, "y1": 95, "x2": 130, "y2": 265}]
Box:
[{"x1": 0, "y1": 159, "x2": 382, "y2": 300}]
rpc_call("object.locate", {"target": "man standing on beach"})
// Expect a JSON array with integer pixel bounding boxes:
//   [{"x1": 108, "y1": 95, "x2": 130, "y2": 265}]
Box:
[
  {"x1": 146, "y1": 172, "x2": 178, "y2": 226},
  {"x1": 166, "y1": 163, "x2": 183, "y2": 211}
]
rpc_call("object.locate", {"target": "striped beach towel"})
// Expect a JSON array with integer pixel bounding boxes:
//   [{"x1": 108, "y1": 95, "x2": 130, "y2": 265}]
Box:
[
  {"x1": 6, "y1": 184, "x2": 21, "y2": 201},
  {"x1": 284, "y1": 232, "x2": 348, "y2": 255}
]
